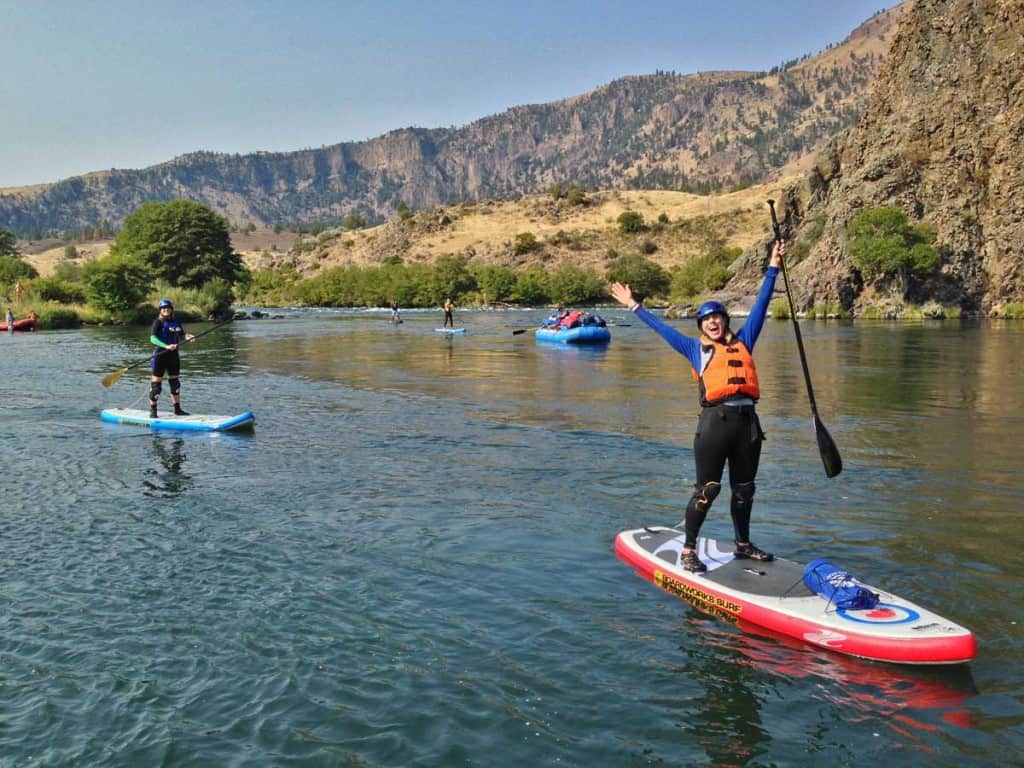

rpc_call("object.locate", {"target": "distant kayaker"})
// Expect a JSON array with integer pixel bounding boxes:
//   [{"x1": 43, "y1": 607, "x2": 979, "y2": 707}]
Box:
[
  {"x1": 148, "y1": 299, "x2": 195, "y2": 418},
  {"x1": 442, "y1": 298, "x2": 455, "y2": 328},
  {"x1": 610, "y1": 239, "x2": 785, "y2": 573}
]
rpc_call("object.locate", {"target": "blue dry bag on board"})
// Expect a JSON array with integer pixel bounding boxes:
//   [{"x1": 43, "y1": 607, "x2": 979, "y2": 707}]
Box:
[{"x1": 802, "y1": 558, "x2": 880, "y2": 611}]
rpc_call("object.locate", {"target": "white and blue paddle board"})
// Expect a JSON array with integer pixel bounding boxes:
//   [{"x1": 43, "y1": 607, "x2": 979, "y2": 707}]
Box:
[
  {"x1": 616, "y1": 526, "x2": 976, "y2": 665},
  {"x1": 101, "y1": 408, "x2": 255, "y2": 432},
  {"x1": 434, "y1": 328, "x2": 467, "y2": 334}
]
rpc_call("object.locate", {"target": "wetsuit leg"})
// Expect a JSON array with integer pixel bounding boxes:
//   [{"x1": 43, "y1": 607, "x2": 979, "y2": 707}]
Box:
[
  {"x1": 726, "y1": 410, "x2": 763, "y2": 544},
  {"x1": 683, "y1": 407, "x2": 730, "y2": 548},
  {"x1": 730, "y1": 481, "x2": 757, "y2": 544},
  {"x1": 684, "y1": 481, "x2": 721, "y2": 549}
]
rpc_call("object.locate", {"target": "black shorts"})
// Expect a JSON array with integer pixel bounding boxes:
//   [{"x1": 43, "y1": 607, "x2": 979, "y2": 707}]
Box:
[{"x1": 151, "y1": 350, "x2": 181, "y2": 378}]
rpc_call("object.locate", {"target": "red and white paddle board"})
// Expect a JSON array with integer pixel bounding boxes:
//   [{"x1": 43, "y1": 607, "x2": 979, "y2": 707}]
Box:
[{"x1": 615, "y1": 526, "x2": 976, "y2": 665}]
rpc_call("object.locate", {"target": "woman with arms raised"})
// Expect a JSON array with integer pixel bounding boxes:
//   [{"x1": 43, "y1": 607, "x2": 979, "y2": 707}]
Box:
[{"x1": 610, "y1": 240, "x2": 785, "y2": 572}]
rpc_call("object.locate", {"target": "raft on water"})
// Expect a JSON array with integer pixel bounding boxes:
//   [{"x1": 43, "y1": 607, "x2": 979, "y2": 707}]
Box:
[
  {"x1": 535, "y1": 325, "x2": 611, "y2": 345},
  {"x1": 1, "y1": 317, "x2": 37, "y2": 332}
]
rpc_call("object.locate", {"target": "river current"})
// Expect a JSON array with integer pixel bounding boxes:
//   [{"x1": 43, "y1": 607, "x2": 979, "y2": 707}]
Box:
[{"x1": 1, "y1": 309, "x2": 1021, "y2": 766}]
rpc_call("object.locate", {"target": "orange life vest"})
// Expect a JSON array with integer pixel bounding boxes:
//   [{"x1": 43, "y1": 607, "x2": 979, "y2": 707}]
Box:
[
  {"x1": 690, "y1": 333, "x2": 760, "y2": 406},
  {"x1": 559, "y1": 310, "x2": 585, "y2": 328}
]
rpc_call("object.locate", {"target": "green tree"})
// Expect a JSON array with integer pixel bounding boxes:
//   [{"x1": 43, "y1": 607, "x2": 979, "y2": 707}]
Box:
[
  {"x1": 0, "y1": 227, "x2": 18, "y2": 258},
  {"x1": 548, "y1": 264, "x2": 605, "y2": 304},
  {"x1": 512, "y1": 267, "x2": 550, "y2": 305},
  {"x1": 0, "y1": 255, "x2": 38, "y2": 290},
  {"x1": 83, "y1": 252, "x2": 153, "y2": 315},
  {"x1": 848, "y1": 207, "x2": 941, "y2": 296},
  {"x1": 110, "y1": 200, "x2": 243, "y2": 289},
  {"x1": 472, "y1": 265, "x2": 518, "y2": 304},
  {"x1": 605, "y1": 254, "x2": 671, "y2": 298},
  {"x1": 343, "y1": 213, "x2": 367, "y2": 230},
  {"x1": 671, "y1": 256, "x2": 734, "y2": 298},
  {"x1": 29, "y1": 276, "x2": 87, "y2": 304},
  {"x1": 195, "y1": 277, "x2": 236, "y2": 317},
  {"x1": 396, "y1": 202, "x2": 413, "y2": 222},
  {"x1": 617, "y1": 211, "x2": 645, "y2": 233},
  {"x1": 53, "y1": 261, "x2": 84, "y2": 282},
  {"x1": 513, "y1": 232, "x2": 539, "y2": 255},
  {"x1": 431, "y1": 254, "x2": 476, "y2": 303},
  {"x1": 565, "y1": 184, "x2": 587, "y2": 206}
]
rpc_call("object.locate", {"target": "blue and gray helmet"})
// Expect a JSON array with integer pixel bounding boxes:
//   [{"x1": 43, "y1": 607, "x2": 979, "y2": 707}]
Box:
[
  {"x1": 158, "y1": 298, "x2": 174, "y2": 309},
  {"x1": 696, "y1": 300, "x2": 729, "y2": 326}
]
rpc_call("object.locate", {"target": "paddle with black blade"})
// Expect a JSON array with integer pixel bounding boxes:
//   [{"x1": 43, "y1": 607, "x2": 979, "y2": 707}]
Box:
[
  {"x1": 767, "y1": 199, "x2": 842, "y2": 478},
  {"x1": 101, "y1": 315, "x2": 236, "y2": 388}
]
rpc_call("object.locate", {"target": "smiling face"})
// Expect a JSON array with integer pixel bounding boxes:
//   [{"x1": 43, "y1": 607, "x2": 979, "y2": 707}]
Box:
[{"x1": 699, "y1": 312, "x2": 728, "y2": 341}]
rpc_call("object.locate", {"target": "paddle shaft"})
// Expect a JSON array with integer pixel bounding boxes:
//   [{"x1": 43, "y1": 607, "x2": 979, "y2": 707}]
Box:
[
  {"x1": 768, "y1": 201, "x2": 821, "y2": 414},
  {"x1": 768, "y1": 199, "x2": 842, "y2": 477}
]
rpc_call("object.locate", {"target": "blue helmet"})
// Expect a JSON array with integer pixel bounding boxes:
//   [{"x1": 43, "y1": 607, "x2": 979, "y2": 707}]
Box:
[
  {"x1": 158, "y1": 298, "x2": 174, "y2": 309},
  {"x1": 696, "y1": 300, "x2": 729, "y2": 326}
]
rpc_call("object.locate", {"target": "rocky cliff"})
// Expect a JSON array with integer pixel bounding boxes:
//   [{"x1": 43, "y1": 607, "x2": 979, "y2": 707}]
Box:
[{"x1": 765, "y1": 0, "x2": 1024, "y2": 314}]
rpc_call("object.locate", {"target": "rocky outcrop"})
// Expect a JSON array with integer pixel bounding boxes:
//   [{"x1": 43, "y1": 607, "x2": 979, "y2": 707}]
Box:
[{"x1": 771, "y1": 0, "x2": 1024, "y2": 313}]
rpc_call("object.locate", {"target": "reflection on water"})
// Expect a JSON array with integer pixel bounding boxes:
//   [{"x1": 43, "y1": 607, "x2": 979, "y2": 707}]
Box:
[
  {"x1": 143, "y1": 436, "x2": 192, "y2": 498},
  {"x1": 662, "y1": 582, "x2": 976, "y2": 764}
]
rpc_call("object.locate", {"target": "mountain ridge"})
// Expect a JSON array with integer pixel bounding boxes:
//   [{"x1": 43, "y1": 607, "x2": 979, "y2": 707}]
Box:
[{"x1": 0, "y1": 6, "x2": 902, "y2": 237}]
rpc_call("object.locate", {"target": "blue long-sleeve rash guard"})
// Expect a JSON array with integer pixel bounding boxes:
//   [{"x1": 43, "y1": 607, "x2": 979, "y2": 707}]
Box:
[{"x1": 632, "y1": 267, "x2": 780, "y2": 371}]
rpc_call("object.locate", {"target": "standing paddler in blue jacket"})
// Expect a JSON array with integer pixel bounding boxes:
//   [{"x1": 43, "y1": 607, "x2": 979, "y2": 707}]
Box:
[
  {"x1": 610, "y1": 240, "x2": 785, "y2": 573},
  {"x1": 148, "y1": 299, "x2": 196, "y2": 418}
]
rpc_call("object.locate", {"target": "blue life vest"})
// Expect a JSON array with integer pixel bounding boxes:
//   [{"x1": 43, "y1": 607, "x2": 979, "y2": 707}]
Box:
[{"x1": 154, "y1": 319, "x2": 184, "y2": 348}]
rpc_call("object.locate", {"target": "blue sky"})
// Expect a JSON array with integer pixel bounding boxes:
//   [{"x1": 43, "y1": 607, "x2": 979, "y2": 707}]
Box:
[{"x1": 1, "y1": 0, "x2": 898, "y2": 188}]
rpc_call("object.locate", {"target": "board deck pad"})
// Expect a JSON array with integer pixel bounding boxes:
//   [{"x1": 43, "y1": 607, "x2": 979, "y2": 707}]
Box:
[
  {"x1": 435, "y1": 328, "x2": 466, "y2": 334},
  {"x1": 616, "y1": 526, "x2": 976, "y2": 665},
  {"x1": 101, "y1": 408, "x2": 255, "y2": 432},
  {"x1": 640, "y1": 527, "x2": 815, "y2": 598}
]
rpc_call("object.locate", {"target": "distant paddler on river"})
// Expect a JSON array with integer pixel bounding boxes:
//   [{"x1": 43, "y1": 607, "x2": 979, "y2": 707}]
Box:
[{"x1": 610, "y1": 239, "x2": 784, "y2": 573}]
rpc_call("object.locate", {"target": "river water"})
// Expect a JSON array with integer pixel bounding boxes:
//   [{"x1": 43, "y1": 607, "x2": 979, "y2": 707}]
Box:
[{"x1": 1, "y1": 309, "x2": 1021, "y2": 766}]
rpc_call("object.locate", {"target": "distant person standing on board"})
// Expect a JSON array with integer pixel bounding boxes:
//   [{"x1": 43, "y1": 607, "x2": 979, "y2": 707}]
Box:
[
  {"x1": 610, "y1": 240, "x2": 785, "y2": 573},
  {"x1": 5, "y1": 307, "x2": 13, "y2": 333},
  {"x1": 148, "y1": 299, "x2": 195, "y2": 418},
  {"x1": 390, "y1": 300, "x2": 401, "y2": 323},
  {"x1": 443, "y1": 298, "x2": 455, "y2": 328}
]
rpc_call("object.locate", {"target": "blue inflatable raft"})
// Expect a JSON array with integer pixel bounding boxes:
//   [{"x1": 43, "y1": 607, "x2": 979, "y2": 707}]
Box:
[{"x1": 535, "y1": 326, "x2": 611, "y2": 345}]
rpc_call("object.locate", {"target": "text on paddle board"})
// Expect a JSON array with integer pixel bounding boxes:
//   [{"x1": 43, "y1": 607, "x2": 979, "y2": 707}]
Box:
[{"x1": 654, "y1": 571, "x2": 742, "y2": 615}]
